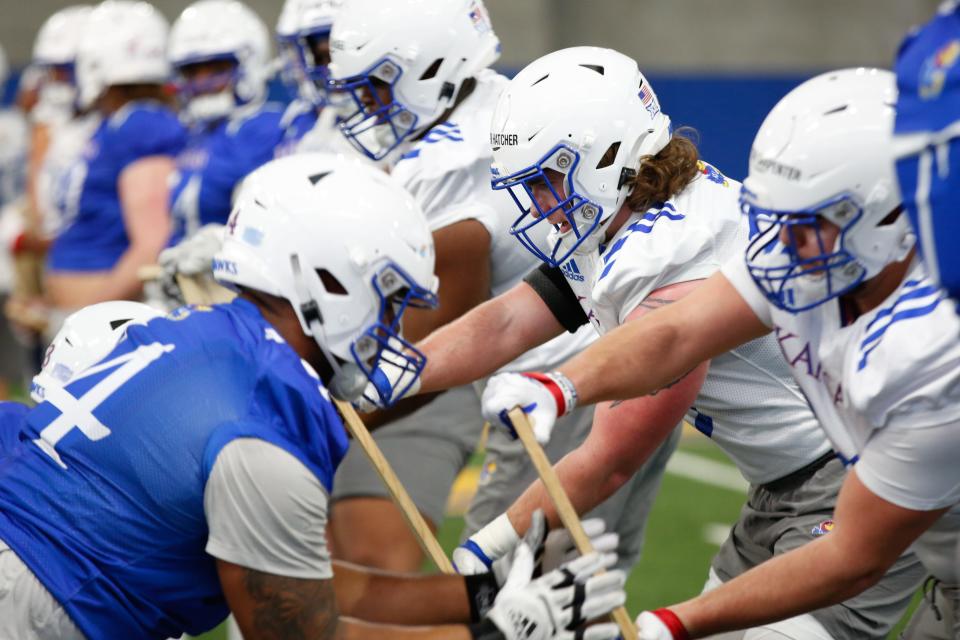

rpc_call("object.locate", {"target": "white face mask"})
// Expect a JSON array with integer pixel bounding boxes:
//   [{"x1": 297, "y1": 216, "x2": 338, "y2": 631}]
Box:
[
  {"x1": 185, "y1": 90, "x2": 236, "y2": 123},
  {"x1": 36, "y1": 82, "x2": 77, "y2": 122}
]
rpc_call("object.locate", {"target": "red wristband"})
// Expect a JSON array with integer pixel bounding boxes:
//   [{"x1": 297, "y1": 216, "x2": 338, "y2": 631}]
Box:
[
  {"x1": 653, "y1": 608, "x2": 691, "y2": 640},
  {"x1": 522, "y1": 371, "x2": 566, "y2": 415}
]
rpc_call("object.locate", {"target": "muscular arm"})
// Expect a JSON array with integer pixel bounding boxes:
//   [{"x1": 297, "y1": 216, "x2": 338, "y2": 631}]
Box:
[
  {"x1": 402, "y1": 219, "x2": 492, "y2": 343},
  {"x1": 218, "y1": 561, "x2": 472, "y2": 640},
  {"x1": 101, "y1": 156, "x2": 175, "y2": 300},
  {"x1": 506, "y1": 280, "x2": 710, "y2": 533},
  {"x1": 417, "y1": 281, "x2": 565, "y2": 394},
  {"x1": 560, "y1": 271, "x2": 770, "y2": 405},
  {"x1": 671, "y1": 469, "x2": 947, "y2": 637}
]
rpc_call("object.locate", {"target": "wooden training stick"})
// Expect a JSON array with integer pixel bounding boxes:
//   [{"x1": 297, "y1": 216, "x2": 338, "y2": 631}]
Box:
[
  {"x1": 508, "y1": 408, "x2": 638, "y2": 639},
  {"x1": 334, "y1": 398, "x2": 456, "y2": 574}
]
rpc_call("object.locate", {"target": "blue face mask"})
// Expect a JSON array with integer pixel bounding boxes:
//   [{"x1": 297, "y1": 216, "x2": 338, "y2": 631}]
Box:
[
  {"x1": 491, "y1": 144, "x2": 605, "y2": 268},
  {"x1": 352, "y1": 262, "x2": 438, "y2": 408}
]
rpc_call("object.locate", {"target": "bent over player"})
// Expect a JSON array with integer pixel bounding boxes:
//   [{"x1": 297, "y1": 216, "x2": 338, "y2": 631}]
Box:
[
  {"x1": 370, "y1": 50, "x2": 924, "y2": 638},
  {"x1": 0, "y1": 154, "x2": 624, "y2": 640},
  {"x1": 483, "y1": 68, "x2": 960, "y2": 639}
]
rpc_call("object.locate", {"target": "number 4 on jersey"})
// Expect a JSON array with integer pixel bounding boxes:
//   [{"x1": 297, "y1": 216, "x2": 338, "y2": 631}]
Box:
[{"x1": 33, "y1": 343, "x2": 175, "y2": 469}]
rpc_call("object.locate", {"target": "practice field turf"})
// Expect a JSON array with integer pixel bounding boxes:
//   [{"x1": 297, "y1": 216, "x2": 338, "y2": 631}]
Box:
[{"x1": 193, "y1": 434, "x2": 920, "y2": 640}]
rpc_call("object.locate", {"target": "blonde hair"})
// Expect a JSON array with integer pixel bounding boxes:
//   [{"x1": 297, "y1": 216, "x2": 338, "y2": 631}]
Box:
[{"x1": 624, "y1": 128, "x2": 700, "y2": 213}]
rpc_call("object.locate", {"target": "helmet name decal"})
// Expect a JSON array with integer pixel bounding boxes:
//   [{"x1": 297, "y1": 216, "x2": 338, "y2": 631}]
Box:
[
  {"x1": 751, "y1": 153, "x2": 802, "y2": 181},
  {"x1": 490, "y1": 132, "x2": 518, "y2": 147}
]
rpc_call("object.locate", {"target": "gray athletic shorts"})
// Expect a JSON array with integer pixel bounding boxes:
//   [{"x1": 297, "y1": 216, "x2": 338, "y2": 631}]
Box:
[
  {"x1": 0, "y1": 538, "x2": 85, "y2": 640},
  {"x1": 711, "y1": 456, "x2": 926, "y2": 639},
  {"x1": 900, "y1": 579, "x2": 960, "y2": 640},
  {"x1": 463, "y1": 407, "x2": 682, "y2": 573},
  {"x1": 332, "y1": 384, "x2": 485, "y2": 525}
]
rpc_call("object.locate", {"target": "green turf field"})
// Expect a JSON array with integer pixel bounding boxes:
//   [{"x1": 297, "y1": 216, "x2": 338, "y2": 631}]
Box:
[{"x1": 193, "y1": 435, "x2": 920, "y2": 639}]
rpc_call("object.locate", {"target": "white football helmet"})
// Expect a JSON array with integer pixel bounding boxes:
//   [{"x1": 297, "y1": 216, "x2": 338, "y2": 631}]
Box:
[
  {"x1": 32, "y1": 6, "x2": 93, "y2": 117},
  {"x1": 742, "y1": 68, "x2": 913, "y2": 313},
  {"x1": 328, "y1": 0, "x2": 501, "y2": 160},
  {"x1": 213, "y1": 153, "x2": 439, "y2": 404},
  {"x1": 75, "y1": 0, "x2": 170, "y2": 109},
  {"x1": 31, "y1": 301, "x2": 163, "y2": 403},
  {"x1": 169, "y1": 0, "x2": 271, "y2": 123},
  {"x1": 489, "y1": 47, "x2": 672, "y2": 267}
]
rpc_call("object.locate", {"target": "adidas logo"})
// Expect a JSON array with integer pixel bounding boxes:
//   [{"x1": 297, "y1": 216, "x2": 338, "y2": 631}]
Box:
[{"x1": 561, "y1": 259, "x2": 585, "y2": 282}]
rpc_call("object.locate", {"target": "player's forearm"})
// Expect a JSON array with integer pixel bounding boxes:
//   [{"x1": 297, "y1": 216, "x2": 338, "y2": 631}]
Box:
[
  {"x1": 506, "y1": 444, "x2": 623, "y2": 533},
  {"x1": 673, "y1": 535, "x2": 886, "y2": 637},
  {"x1": 335, "y1": 617, "x2": 472, "y2": 639},
  {"x1": 559, "y1": 315, "x2": 690, "y2": 406},
  {"x1": 417, "y1": 295, "x2": 550, "y2": 394},
  {"x1": 333, "y1": 560, "x2": 471, "y2": 625}
]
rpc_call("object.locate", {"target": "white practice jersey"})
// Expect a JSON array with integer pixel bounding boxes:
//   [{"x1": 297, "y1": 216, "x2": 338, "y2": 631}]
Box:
[
  {"x1": 561, "y1": 164, "x2": 830, "y2": 485},
  {"x1": 36, "y1": 113, "x2": 100, "y2": 238},
  {"x1": 725, "y1": 257, "x2": 960, "y2": 582},
  {"x1": 389, "y1": 69, "x2": 594, "y2": 372}
]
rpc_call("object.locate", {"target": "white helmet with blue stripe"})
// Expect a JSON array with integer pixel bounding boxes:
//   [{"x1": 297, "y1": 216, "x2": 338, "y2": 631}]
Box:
[
  {"x1": 742, "y1": 68, "x2": 915, "y2": 312},
  {"x1": 212, "y1": 153, "x2": 439, "y2": 405},
  {"x1": 327, "y1": 0, "x2": 501, "y2": 160},
  {"x1": 169, "y1": 0, "x2": 271, "y2": 123},
  {"x1": 488, "y1": 47, "x2": 671, "y2": 267}
]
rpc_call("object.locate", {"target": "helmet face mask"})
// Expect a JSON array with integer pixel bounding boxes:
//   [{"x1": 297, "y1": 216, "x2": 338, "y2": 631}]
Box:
[
  {"x1": 492, "y1": 143, "x2": 606, "y2": 267},
  {"x1": 169, "y1": 0, "x2": 270, "y2": 123},
  {"x1": 278, "y1": 0, "x2": 342, "y2": 107},
  {"x1": 351, "y1": 262, "x2": 437, "y2": 406},
  {"x1": 740, "y1": 68, "x2": 914, "y2": 314},
  {"x1": 331, "y1": 57, "x2": 419, "y2": 160},
  {"x1": 743, "y1": 193, "x2": 870, "y2": 313}
]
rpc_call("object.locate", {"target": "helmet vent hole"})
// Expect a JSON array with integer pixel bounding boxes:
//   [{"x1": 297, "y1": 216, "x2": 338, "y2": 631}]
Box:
[
  {"x1": 317, "y1": 269, "x2": 348, "y2": 296},
  {"x1": 531, "y1": 73, "x2": 550, "y2": 87},
  {"x1": 109, "y1": 319, "x2": 133, "y2": 330},
  {"x1": 596, "y1": 142, "x2": 621, "y2": 169},
  {"x1": 580, "y1": 64, "x2": 604, "y2": 75},
  {"x1": 419, "y1": 58, "x2": 444, "y2": 81},
  {"x1": 877, "y1": 205, "x2": 904, "y2": 227},
  {"x1": 308, "y1": 172, "x2": 332, "y2": 185},
  {"x1": 822, "y1": 105, "x2": 848, "y2": 116}
]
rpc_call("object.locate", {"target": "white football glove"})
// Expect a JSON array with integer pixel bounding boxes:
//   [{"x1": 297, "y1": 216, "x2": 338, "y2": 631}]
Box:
[
  {"x1": 481, "y1": 371, "x2": 578, "y2": 443},
  {"x1": 455, "y1": 513, "x2": 619, "y2": 577},
  {"x1": 353, "y1": 339, "x2": 423, "y2": 412},
  {"x1": 159, "y1": 223, "x2": 225, "y2": 276},
  {"x1": 481, "y1": 546, "x2": 625, "y2": 640},
  {"x1": 636, "y1": 610, "x2": 691, "y2": 640}
]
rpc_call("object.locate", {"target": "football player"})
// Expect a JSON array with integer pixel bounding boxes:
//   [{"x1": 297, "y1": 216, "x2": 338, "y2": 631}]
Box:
[
  {"x1": 0, "y1": 153, "x2": 625, "y2": 640},
  {"x1": 893, "y1": 2, "x2": 960, "y2": 304},
  {"x1": 166, "y1": 0, "x2": 285, "y2": 246},
  {"x1": 325, "y1": 0, "x2": 665, "y2": 576},
  {"x1": 44, "y1": 1, "x2": 185, "y2": 319},
  {"x1": 478, "y1": 68, "x2": 960, "y2": 639},
  {"x1": 367, "y1": 51, "x2": 926, "y2": 638}
]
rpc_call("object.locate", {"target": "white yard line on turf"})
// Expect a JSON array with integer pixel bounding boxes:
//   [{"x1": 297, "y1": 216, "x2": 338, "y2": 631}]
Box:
[
  {"x1": 665, "y1": 451, "x2": 749, "y2": 493},
  {"x1": 703, "y1": 522, "x2": 734, "y2": 547}
]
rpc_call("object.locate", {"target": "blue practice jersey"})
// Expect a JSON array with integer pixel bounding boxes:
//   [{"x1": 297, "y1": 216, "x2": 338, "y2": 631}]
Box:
[
  {"x1": 48, "y1": 101, "x2": 186, "y2": 272},
  {"x1": 0, "y1": 299, "x2": 349, "y2": 639},
  {"x1": 273, "y1": 99, "x2": 320, "y2": 157},
  {"x1": 0, "y1": 401, "x2": 28, "y2": 456},
  {"x1": 168, "y1": 104, "x2": 285, "y2": 245}
]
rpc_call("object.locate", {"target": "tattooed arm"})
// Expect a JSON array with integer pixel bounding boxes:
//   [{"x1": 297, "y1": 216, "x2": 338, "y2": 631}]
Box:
[
  {"x1": 217, "y1": 561, "x2": 473, "y2": 640},
  {"x1": 505, "y1": 279, "x2": 712, "y2": 533}
]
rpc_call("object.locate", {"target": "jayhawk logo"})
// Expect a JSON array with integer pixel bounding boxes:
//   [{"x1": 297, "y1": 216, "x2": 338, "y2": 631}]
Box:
[
  {"x1": 811, "y1": 520, "x2": 835, "y2": 537},
  {"x1": 920, "y1": 39, "x2": 960, "y2": 99},
  {"x1": 698, "y1": 161, "x2": 729, "y2": 187}
]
